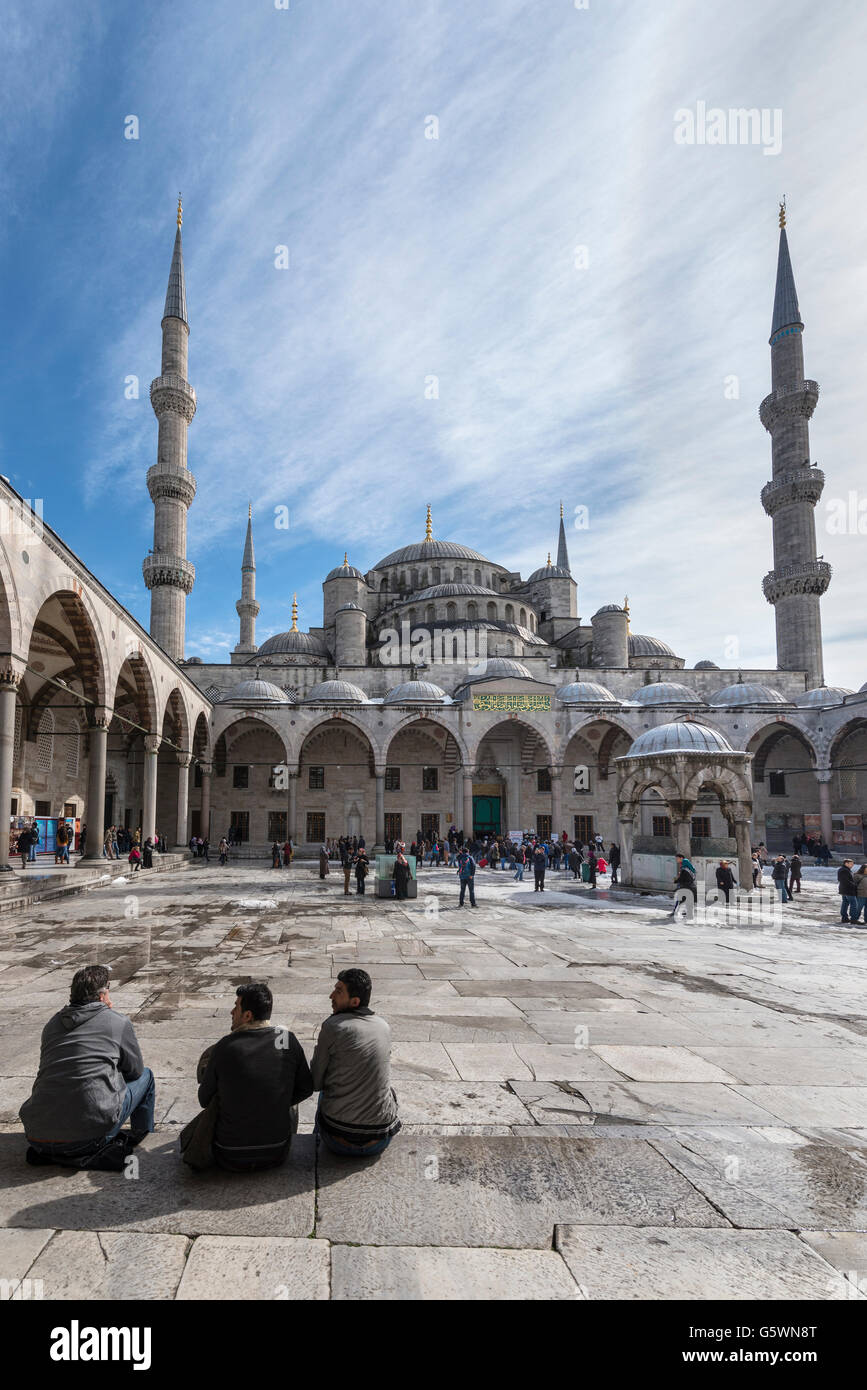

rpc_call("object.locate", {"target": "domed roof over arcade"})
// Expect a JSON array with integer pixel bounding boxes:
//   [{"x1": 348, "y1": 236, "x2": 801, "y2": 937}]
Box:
[
  {"x1": 555, "y1": 681, "x2": 620, "y2": 705},
  {"x1": 630, "y1": 682, "x2": 705, "y2": 706},
  {"x1": 794, "y1": 686, "x2": 854, "y2": 707},
  {"x1": 383, "y1": 681, "x2": 448, "y2": 705},
  {"x1": 695, "y1": 660, "x2": 720, "y2": 669},
  {"x1": 218, "y1": 679, "x2": 293, "y2": 706},
  {"x1": 303, "y1": 680, "x2": 368, "y2": 704},
  {"x1": 626, "y1": 722, "x2": 734, "y2": 757},
  {"x1": 708, "y1": 683, "x2": 792, "y2": 708},
  {"x1": 628, "y1": 633, "x2": 677, "y2": 658}
]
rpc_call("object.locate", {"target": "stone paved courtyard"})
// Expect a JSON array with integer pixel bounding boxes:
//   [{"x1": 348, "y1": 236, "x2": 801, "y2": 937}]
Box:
[{"x1": 2, "y1": 860, "x2": 867, "y2": 1301}]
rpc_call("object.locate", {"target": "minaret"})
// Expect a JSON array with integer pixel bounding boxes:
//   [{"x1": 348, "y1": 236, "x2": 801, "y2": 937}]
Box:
[
  {"x1": 556, "y1": 501, "x2": 570, "y2": 572},
  {"x1": 233, "y1": 504, "x2": 260, "y2": 657},
  {"x1": 760, "y1": 203, "x2": 829, "y2": 689},
  {"x1": 143, "y1": 195, "x2": 197, "y2": 663}
]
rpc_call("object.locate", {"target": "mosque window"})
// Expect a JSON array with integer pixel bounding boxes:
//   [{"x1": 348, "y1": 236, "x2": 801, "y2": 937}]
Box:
[
  {"x1": 691, "y1": 817, "x2": 711, "y2": 839},
  {"x1": 385, "y1": 767, "x2": 400, "y2": 791},
  {"x1": 574, "y1": 815, "x2": 594, "y2": 843},
  {"x1": 422, "y1": 766, "x2": 439, "y2": 791},
  {"x1": 306, "y1": 812, "x2": 325, "y2": 843},
  {"x1": 474, "y1": 569, "x2": 481, "y2": 585},
  {"x1": 411, "y1": 569, "x2": 419, "y2": 589},
  {"x1": 505, "y1": 604, "x2": 514, "y2": 622},
  {"x1": 652, "y1": 816, "x2": 672, "y2": 837},
  {"x1": 519, "y1": 608, "x2": 527, "y2": 626},
  {"x1": 233, "y1": 765, "x2": 249, "y2": 789},
  {"x1": 453, "y1": 567, "x2": 463, "y2": 582},
  {"x1": 467, "y1": 602, "x2": 478, "y2": 620},
  {"x1": 536, "y1": 815, "x2": 552, "y2": 839},
  {"x1": 65, "y1": 720, "x2": 79, "y2": 779},
  {"x1": 838, "y1": 759, "x2": 856, "y2": 800},
  {"x1": 37, "y1": 711, "x2": 54, "y2": 774},
  {"x1": 309, "y1": 766, "x2": 325, "y2": 790},
  {"x1": 379, "y1": 578, "x2": 388, "y2": 593},
  {"x1": 425, "y1": 605, "x2": 435, "y2": 623},
  {"x1": 385, "y1": 813, "x2": 402, "y2": 842},
  {"x1": 768, "y1": 772, "x2": 786, "y2": 796},
  {"x1": 537, "y1": 768, "x2": 551, "y2": 792},
  {"x1": 408, "y1": 608, "x2": 417, "y2": 626},
  {"x1": 446, "y1": 602, "x2": 457, "y2": 621},
  {"x1": 486, "y1": 602, "x2": 496, "y2": 621},
  {"x1": 432, "y1": 567, "x2": 441, "y2": 583}
]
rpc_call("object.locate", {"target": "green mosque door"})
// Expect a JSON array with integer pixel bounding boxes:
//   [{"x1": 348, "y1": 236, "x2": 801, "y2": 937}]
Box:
[{"x1": 473, "y1": 795, "x2": 501, "y2": 836}]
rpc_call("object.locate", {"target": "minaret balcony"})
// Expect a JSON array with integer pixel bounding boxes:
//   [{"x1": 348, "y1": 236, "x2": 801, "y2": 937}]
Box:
[
  {"x1": 236, "y1": 598, "x2": 261, "y2": 619},
  {"x1": 147, "y1": 463, "x2": 197, "y2": 508},
  {"x1": 759, "y1": 380, "x2": 819, "y2": 432},
  {"x1": 761, "y1": 467, "x2": 825, "y2": 517},
  {"x1": 762, "y1": 559, "x2": 832, "y2": 604},
  {"x1": 142, "y1": 552, "x2": 196, "y2": 594},
  {"x1": 150, "y1": 374, "x2": 197, "y2": 423}
]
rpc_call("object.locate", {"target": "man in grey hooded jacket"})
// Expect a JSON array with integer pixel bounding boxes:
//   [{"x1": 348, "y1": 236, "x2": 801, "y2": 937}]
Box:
[{"x1": 20, "y1": 964, "x2": 154, "y2": 1163}]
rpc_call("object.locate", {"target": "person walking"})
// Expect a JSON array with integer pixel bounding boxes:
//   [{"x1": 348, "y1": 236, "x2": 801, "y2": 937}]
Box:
[
  {"x1": 283, "y1": 839, "x2": 293, "y2": 869},
  {"x1": 142, "y1": 837, "x2": 154, "y2": 870},
  {"x1": 608, "y1": 843, "x2": 620, "y2": 885},
  {"x1": 392, "y1": 846, "x2": 411, "y2": 900},
  {"x1": 457, "y1": 847, "x2": 476, "y2": 907},
  {"x1": 771, "y1": 855, "x2": 790, "y2": 904},
  {"x1": 715, "y1": 859, "x2": 735, "y2": 906},
  {"x1": 271, "y1": 842, "x2": 282, "y2": 870},
  {"x1": 103, "y1": 828, "x2": 114, "y2": 861},
  {"x1": 341, "y1": 840, "x2": 353, "y2": 896},
  {"x1": 788, "y1": 851, "x2": 802, "y2": 896},
  {"x1": 55, "y1": 820, "x2": 70, "y2": 865},
  {"x1": 751, "y1": 853, "x2": 762, "y2": 888},
  {"x1": 353, "y1": 847, "x2": 369, "y2": 895},
  {"x1": 513, "y1": 844, "x2": 526, "y2": 882},
  {"x1": 532, "y1": 843, "x2": 546, "y2": 892},
  {"x1": 838, "y1": 859, "x2": 861, "y2": 925},
  {"x1": 319, "y1": 844, "x2": 330, "y2": 880},
  {"x1": 218, "y1": 837, "x2": 229, "y2": 867},
  {"x1": 569, "y1": 844, "x2": 581, "y2": 880},
  {"x1": 668, "y1": 854, "x2": 696, "y2": 918}
]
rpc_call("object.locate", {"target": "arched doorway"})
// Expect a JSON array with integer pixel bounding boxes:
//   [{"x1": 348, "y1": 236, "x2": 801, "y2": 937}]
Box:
[{"x1": 298, "y1": 719, "x2": 376, "y2": 844}]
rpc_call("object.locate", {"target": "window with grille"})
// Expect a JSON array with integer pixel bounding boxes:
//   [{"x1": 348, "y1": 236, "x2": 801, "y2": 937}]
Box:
[
  {"x1": 308, "y1": 766, "x2": 325, "y2": 790},
  {"x1": 306, "y1": 812, "x2": 325, "y2": 843},
  {"x1": 35, "y1": 800, "x2": 51, "y2": 817},
  {"x1": 65, "y1": 720, "x2": 79, "y2": 778},
  {"x1": 230, "y1": 811, "x2": 250, "y2": 842},
  {"x1": 838, "y1": 760, "x2": 856, "y2": 800},
  {"x1": 233, "y1": 765, "x2": 249, "y2": 789},
  {"x1": 13, "y1": 704, "x2": 22, "y2": 764},
  {"x1": 652, "y1": 816, "x2": 672, "y2": 837},
  {"x1": 385, "y1": 767, "x2": 400, "y2": 791},
  {"x1": 420, "y1": 814, "x2": 439, "y2": 841},
  {"x1": 691, "y1": 816, "x2": 711, "y2": 838},
  {"x1": 537, "y1": 768, "x2": 551, "y2": 792},
  {"x1": 268, "y1": 812, "x2": 287, "y2": 842},
  {"x1": 536, "y1": 815, "x2": 552, "y2": 839},
  {"x1": 422, "y1": 766, "x2": 438, "y2": 791},
  {"x1": 64, "y1": 802, "x2": 75, "y2": 817},
  {"x1": 385, "y1": 814, "x2": 402, "y2": 842},
  {"x1": 37, "y1": 711, "x2": 54, "y2": 773},
  {"x1": 574, "y1": 815, "x2": 594, "y2": 843},
  {"x1": 768, "y1": 772, "x2": 786, "y2": 797}
]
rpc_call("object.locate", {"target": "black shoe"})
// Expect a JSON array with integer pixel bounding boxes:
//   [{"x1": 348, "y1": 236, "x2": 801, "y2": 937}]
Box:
[
  {"x1": 26, "y1": 1146, "x2": 56, "y2": 1166},
  {"x1": 128, "y1": 1128, "x2": 150, "y2": 1146}
]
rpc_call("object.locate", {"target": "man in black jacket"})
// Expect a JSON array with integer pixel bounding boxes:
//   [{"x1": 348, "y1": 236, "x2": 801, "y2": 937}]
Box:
[
  {"x1": 180, "y1": 981, "x2": 313, "y2": 1172},
  {"x1": 838, "y1": 860, "x2": 861, "y2": 926}
]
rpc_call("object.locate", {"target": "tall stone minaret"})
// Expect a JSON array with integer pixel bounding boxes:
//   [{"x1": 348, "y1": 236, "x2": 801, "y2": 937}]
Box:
[
  {"x1": 233, "y1": 505, "x2": 260, "y2": 658},
  {"x1": 760, "y1": 203, "x2": 829, "y2": 689},
  {"x1": 556, "y1": 501, "x2": 570, "y2": 573},
  {"x1": 143, "y1": 196, "x2": 197, "y2": 663}
]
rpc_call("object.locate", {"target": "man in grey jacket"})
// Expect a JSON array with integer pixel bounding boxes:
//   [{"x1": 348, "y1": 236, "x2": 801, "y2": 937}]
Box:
[
  {"x1": 20, "y1": 964, "x2": 154, "y2": 1164},
  {"x1": 312, "y1": 968, "x2": 400, "y2": 1157}
]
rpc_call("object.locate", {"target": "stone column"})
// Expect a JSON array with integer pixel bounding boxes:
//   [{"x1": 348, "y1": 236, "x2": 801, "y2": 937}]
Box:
[
  {"x1": 816, "y1": 771, "x2": 833, "y2": 851},
  {"x1": 0, "y1": 670, "x2": 21, "y2": 871},
  {"x1": 734, "y1": 818, "x2": 753, "y2": 892},
  {"x1": 199, "y1": 762, "x2": 212, "y2": 841},
  {"x1": 142, "y1": 734, "x2": 160, "y2": 844},
  {"x1": 288, "y1": 769, "x2": 298, "y2": 846},
  {"x1": 674, "y1": 819, "x2": 692, "y2": 860},
  {"x1": 374, "y1": 770, "x2": 385, "y2": 853},
  {"x1": 175, "y1": 755, "x2": 192, "y2": 848},
  {"x1": 462, "y1": 771, "x2": 474, "y2": 841},
  {"x1": 550, "y1": 770, "x2": 563, "y2": 841},
  {"x1": 617, "y1": 813, "x2": 634, "y2": 886},
  {"x1": 80, "y1": 708, "x2": 112, "y2": 862}
]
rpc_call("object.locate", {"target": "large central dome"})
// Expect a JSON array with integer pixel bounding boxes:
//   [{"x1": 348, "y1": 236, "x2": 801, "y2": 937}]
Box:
[{"x1": 374, "y1": 539, "x2": 492, "y2": 569}]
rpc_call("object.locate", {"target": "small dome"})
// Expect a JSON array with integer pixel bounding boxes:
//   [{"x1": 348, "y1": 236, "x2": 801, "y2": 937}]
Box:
[
  {"x1": 257, "y1": 630, "x2": 330, "y2": 658},
  {"x1": 794, "y1": 686, "x2": 854, "y2": 707},
  {"x1": 336, "y1": 602, "x2": 365, "y2": 613},
  {"x1": 631, "y1": 682, "x2": 705, "y2": 706},
  {"x1": 695, "y1": 660, "x2": 720, "y2": 669},
  {"x1": 218, "y1": 679, "x2": 292, "y2": 705},
  {"x1": 412, "y1": 583, "x2": 499, "y2": 600},
  {"x1": 556, "y1": 681, "x2": 620, "y2": 705},
  {"x1": 528, "y1": 562, "x2": 570, "y2": 583},
  {"x1": 384, "y1": 681, "x2": 447, "y2": 705},
  {"x1": 709, "y1": 683, "x2": 792, "y2": 708},
  {"x1": 469, "y1": 656, "x2": 534, "y2": 681},
  {"x1": 629, "y1": 633, "x2": 677, "y2": 658},
  {"x1": 593, "y1": 604, "x2": 626, "y2": 617},
  {"x1": 375, "y1": 540, "x2": 491, "y2": 569},
  {"x1": 184, "y1": 657, "x2": 204, "y2": 665},
  {"x1": 303, "y1": 680, "x2": 368, "y2": 704},
  {"x1": 626, "y1": 722, "x2": 734, "y2": 757},
  {"x1": 325, "y1": 561, "x2": 365, "y2": 582}
]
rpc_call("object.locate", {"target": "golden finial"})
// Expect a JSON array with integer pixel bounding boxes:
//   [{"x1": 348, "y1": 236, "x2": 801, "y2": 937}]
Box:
[
  {"x1": 778, "y1": 196, "x2": 786, "y2": 229},
  {"x1": 623, "y1": 594, "x2": 630, "y2": 630},
  {"x1": 177, "y1": 193, "x2": 183, "y2": 230},
  {"x1": 424, "y1": 505, "x2": 433, "y2": 542},
  {"x1": 559, "y1": 500, "x2": 564, "y2": 519},
  {"x1": 547, "y1": 552, "x2": 552, "y2": 566},
  {"x1": 291, "y1": 594, "x2": 298, "y2": 632},
  {"x1": 344, "y1": 552, "x2": 348, "y2": 565},
  {"x1": 248, "y1": 500, "x2": 252, "y2": 520}
]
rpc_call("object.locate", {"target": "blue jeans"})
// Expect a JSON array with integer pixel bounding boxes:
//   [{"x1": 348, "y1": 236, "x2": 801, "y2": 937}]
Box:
[
  {"x1": 514, "y1": 865, "x2": 524, "y2": 881},
  {"x1": 29, "y1": 1069, "x2": 154, "y2": 1155},
  {"x1": 775, "y1": 880, "x2": 789, "y2": 902},
  {"x1": 459, "y1": 877, "x2": 476, "y2": 906},
  {"x1": 841, "y1": 894, "x2": 861, "y2": 922},
  {"x1": 28, "y1": 844, "x2": 37, "y2": 861},
  {"x1": 314, "y1": 1100, "x2": 393, "y2": 1158}
]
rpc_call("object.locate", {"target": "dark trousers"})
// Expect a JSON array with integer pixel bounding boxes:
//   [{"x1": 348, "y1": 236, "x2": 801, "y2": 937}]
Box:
[
  {"x1": 459, "y1": 878, "x2": 476, "y2": 906},
  {"x1": 534, "y1": 871, "x2": 545, "y2": 891}
]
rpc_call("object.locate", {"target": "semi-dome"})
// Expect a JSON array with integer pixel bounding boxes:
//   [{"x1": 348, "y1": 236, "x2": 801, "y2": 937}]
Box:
[
  {"x1": 794, "y1": 686, "x2": 854, "y2": 707},
  {"x1": 375, "y1": 539, "x2": 491, "y2": 569},
  {"x1": 626, "y1": 722, "x2": 734, "y2": 757},
  {"x1": 303, "y1": 680, "x2": 368, "y2": 704},
  {"x1": 629, "y1": 633, "x2": 677, "y2": 658},
  {"x1": 527, "y1": 561, "x2": 570, "y2": 583},
  {"x1": 335, "y1": 602, "x2": 365, "y2": 613},
  {"x1": 257, "y1": 629, "x2": 330, "y2": 658},
  {"x1": 709, "y1": 683, "x2": 791, "y2": 708},
  {"x1": 410, "y1": 583, "x2": 499, "y2": 601},
  {"x1": 218, "y1": 679, "x2": 293, "y2": 705},
  {"x1": 325, "y1": 560, "x2": 365, "y2": 582},
  {"x1": 631, "y1": 682, "x2": 705, "y2": 706},
  {"x1": 555, "y1": 681, "x2": 620, "y2": 705},
  {"x1": 695, "y1": 660, "x2": 720, "y2": 669},
  {"x1": 383, "y1": 681, "x2": 447, "y2": 705}
]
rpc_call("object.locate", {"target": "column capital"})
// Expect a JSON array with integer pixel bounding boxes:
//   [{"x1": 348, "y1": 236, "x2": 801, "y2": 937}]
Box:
[
  {"x1": 814, "y1": 767, "x2": 833, "y2": 784},
  {"x1": 177, "y1": 752, "x2": 193, "y2": 768},
  {"x1": 199, "y1": 761, "x2": 213, "y2": 778},
  {"x1": 144, "y1": 733, "x2": 161, "y2": 754},
  {"x1": 0, "y1": 660, "x2": 25, "y2": 691},
  {"x1": 88, "y1": 706, "x2": 113, "y2": 731}
]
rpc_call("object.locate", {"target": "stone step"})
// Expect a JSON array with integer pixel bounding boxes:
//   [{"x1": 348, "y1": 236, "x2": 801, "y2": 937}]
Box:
[{"x1": 0, "y1": 852, "x2": 190, "y2": 914}]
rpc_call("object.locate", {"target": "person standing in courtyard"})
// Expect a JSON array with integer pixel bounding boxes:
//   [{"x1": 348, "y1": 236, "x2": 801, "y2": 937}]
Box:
[
  {"x1": 532, "y1": 842, "x2": 546, "y2": 892},
  {"x1": 319, "y1": 844, "x2": 330, "y2": 880},
  {"x1": 311, "y1": 969, "x2": 400, "y2": 1157},
  {"x1": 218, "y1": 837, "x2": 229, "y2": 867},
  {"x1": 392, "y1": 846, "x2": 411, "y2": 900},
  {"x1": 854, "y1": 864, "x2": 867, "y2": 929},
  {"x1": 457, "y1": 845, "x2": 476, "y2": 907},
  {"x1": 668, "y1": 853, "x2": 696, "y2": 919},
  {"x1": 353, "y1": 846, "x2": 369, "y2": 895},
  {"x1": 788, "y1": 851, "x2": 802, "y2": 896},
  {"x1": 838, "y1": 859, "x2": 861, "y2": 925},
  {"x1": 771, "y1": 854, "x2": 790, "y2": 903},
  {"x1": 715, "y1": 859, "x2": 735, "y2": 905},
  {"x1": 608, "y1": 843, "x2": 620, "y2": 885},
  {"x1": 271, "y1": 842, "x2": 282, "y2": 869}
]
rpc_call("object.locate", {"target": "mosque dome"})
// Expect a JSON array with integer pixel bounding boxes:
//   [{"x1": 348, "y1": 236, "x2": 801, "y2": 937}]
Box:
[
  {"x1": 325, "y1": 559, "x2": 365, "y2": 582},
  {"x1": 593, "y1": 604, "x2": 626, "y2": 617},
  {"x1": 384, "y1": 681, "x2": 448, "y2": 705},
  {"x1": 794, "y1": 686, "x2": 854, "y2": 707},
  {"x1": 555, "y1": 681, "x2": 620, "y2": 705},
  {"x1": 470, "y1": 657, "x2": 534, "y2": 681},
  {"x1": 626, "y1": 722, "x2": 734, "y2": 757},
  {"x1": 218, "y1": 679, "x2": 293, "y2": 706},
  {"x1": 257, "y1": 630, "x2": 330, "y2": 658},
  {"x1": 527, "y1": 560, "x2": 570, "y2": 583},
  {"x1": 695, "y1": 660, "x2": 720, "y2": 669},
  {"x1": 375, "y1": 540, "x2": 491, "y2": 569},
  {"x1": 335, "y1": 602, "x2": 365, "y2": 613},
  {"x1": 303, "y1": 680, "x2": 368, "y2": 704},
  {"x1": 630, "y1": 682, "x2": 705, "y2": 706},
  {"x1": 628, "y1": 633, "x2": 677, "y2": 658},
  {"x1": 709, "y1": 683, "x2": 792, "y2": 708}
]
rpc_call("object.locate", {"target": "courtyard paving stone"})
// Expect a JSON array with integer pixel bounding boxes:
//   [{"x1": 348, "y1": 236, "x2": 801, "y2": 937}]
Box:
[
  {"x1": 332, "y1": 1244, "x2": 581, "y2": 1300},
  {"x1": 175, "y1": 1235, "x2": 330, "y2": 1300}
]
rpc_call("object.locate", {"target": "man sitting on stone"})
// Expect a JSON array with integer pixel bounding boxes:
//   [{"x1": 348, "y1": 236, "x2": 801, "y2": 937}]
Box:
[
  {"x1": 312, "y1": 969, "x2": 400, "y2": 1158},
  {"x1": 181, "y1": 981, "x2": 313, "y2": 1172},
  {"x1": 20, "y1": 964, "x2": 154, "y2": 1166}
]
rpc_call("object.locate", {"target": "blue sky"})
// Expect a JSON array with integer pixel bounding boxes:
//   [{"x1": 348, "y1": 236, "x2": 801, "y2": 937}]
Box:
[{"x1": 2, "y1": 0, "x2": 865, "y2": 684}]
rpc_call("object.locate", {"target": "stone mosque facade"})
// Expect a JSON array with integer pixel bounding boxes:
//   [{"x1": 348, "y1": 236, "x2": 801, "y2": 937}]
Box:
[{"x1": 1, "y1": 201, "x2": 864, "y2": 887}]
